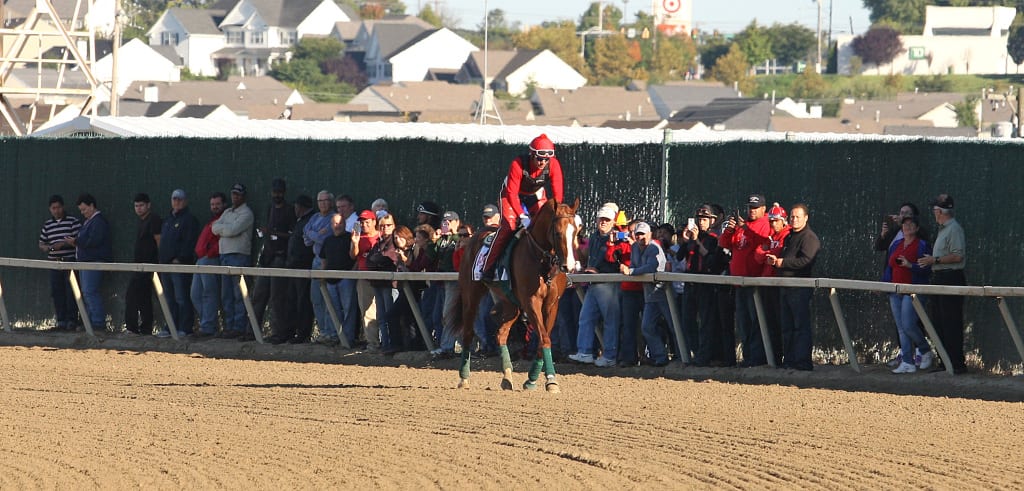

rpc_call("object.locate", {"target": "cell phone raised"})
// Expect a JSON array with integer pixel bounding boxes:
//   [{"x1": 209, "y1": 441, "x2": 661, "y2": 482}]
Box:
[{"x1": 616, "y1": 231, "x2": 628, "y2": 241}]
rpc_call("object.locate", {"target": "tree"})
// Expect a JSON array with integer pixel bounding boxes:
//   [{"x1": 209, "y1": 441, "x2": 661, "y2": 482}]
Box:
[
  {"x1": 851, "y1": 26, "x2": 903, "y2": 73},
  {"x1": 295, "y1": 37, "x2": 344, "y2": 61},
  {"x1": 791, "y1": 66, "x2": 827, "y2": 99},
  {"x1": 271, "y1": 37, "x2": 355, "y2": 102},
  {"x1": 953, "y1": 95, "x2": 979, "y2": 128},
  {"x1": 650, "y1": 34, "x2": 696, "y2": 80},
  {"x1": 733, "y1": 21, "x2": 772, "y2": 68},
  {"x1": 579, "y1": 2, "x2": 623, "y2": 31},
  {"x1": 589, "y1": 35, "x2": 632, "y2": 85},
  {"x1": 513, "y1": 21, "x2": 588, "y2": 75},
  {"x1": 1008, "y1": 23, "x2": 1024, "y2": 65},
  {"x1": 323, "y1": 54, "x2": 369, "y2": 91},
  {"x1": 862, "y1": 0, "x2": 928, "y2": 34},
  {"x1": 418, "y1": 4, "x2": 443, "y2": 28},
  {"x1": 710, "y1": 43, "x2": 754, "y2": 94},
  {"x1": 764, "y1": 23, "x2": 816, "y2": 66},
  {"x1": 698, "y1": 32, "x2": 732, "y2": 70}
]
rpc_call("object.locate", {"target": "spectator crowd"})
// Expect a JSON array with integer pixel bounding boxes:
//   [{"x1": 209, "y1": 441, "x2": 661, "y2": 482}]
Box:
[{"x1": 37, "y1": 185, "x2": 969, "y2": 374}]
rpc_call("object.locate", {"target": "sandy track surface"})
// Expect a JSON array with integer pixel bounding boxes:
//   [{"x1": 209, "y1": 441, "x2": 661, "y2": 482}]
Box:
[{"x1": 1, "y1": 331, "x2": 1023, "y2": 489}]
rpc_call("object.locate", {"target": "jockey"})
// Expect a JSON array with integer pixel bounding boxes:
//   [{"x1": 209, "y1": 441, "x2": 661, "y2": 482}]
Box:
[{"x1": 480, "y1": 133, "x2": 564, "y2": 281}]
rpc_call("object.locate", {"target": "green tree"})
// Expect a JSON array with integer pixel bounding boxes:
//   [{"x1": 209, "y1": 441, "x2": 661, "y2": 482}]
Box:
[
  {"x1": 791, "y1": 66, "x2": 827, "y2": 99},
  {"x1": 295, "y1": 37, "x2": 344, "y2": 61},
  {"x1": 271, "y1": 37, "x2": 355, "y2": 102},
  {"x1": 513, "y1": 21, "x2": 588, "y2": 75},
  {"x1": 698, "y1": 32, "x2": 733, "y2": 70},
  {"x1": 650, "y1": 34, "x2": 696, "y2": 80},
  {"x1": 953, "y1": 95, "x2": 979, "y2": 128},
  {"x1": 418, "y1": 4, "x2": 443, "y2": 28},
  {"x1": 734, "y1": 21, "x2": 773, "y2": 68},
  {"x1": 862, "y1": 0, "x2": 928, "y2": 34},
  {"x1": 764, "y1": 23, "x2": 816, "y2": 66},
  {"x1": 710, "y1": 43, "x2": 754, "y2": 94},
  {"x1": 589, "y1": 35, "x2": 632, "y2": 85},
  {"x1": 1008, "y1": 23, "x2": 1024, "y2": 65},
  {"x1": 579, "y1": 2, "x2": 623, "y2": 31}
]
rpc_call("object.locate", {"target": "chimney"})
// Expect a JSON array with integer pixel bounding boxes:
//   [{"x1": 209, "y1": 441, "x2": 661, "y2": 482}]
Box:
[{"x1": 143, "y1": 85, "x2": 158, "y2": 102}]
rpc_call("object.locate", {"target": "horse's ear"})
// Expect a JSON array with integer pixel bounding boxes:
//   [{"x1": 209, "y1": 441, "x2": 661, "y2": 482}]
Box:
[{"x1": 571, "y1": 197, "x2": 580, "y2": 213}]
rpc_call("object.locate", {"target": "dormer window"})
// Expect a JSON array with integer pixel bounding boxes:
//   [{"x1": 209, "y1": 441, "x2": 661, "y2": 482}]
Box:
[
  {"x1": 226, "y1": 31, "x2": 243, "y2": 45},
  {"x1": 160, "y1": 32, "x2": 179, "y2": 45}
]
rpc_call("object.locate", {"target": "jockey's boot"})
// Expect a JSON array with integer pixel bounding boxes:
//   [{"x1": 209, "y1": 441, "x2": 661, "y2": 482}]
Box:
[{"x1": 481, "y1": 225, "x2": 514, "y2": 281}]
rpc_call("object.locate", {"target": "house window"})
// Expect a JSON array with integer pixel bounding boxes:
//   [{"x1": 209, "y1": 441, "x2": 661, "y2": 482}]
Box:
[
  {"x1": 250, "y1": 31, "x2": 264, "y2": 45},
  {"x1": 226, "y1": 31, "x2": 243, "y2": 45},
  {"x1": 160, "y1": 31, "x2": 179, "y2": 46},
  {"x1": 279, "y1": 31, "x2": 297, "y2": 45}
]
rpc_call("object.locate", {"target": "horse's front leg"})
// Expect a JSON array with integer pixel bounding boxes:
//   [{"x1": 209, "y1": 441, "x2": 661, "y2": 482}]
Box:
[
  {"x1": 539, "y1": 290, "x2": 563, "y2": 393},
  {"x1": 493, "y1": 299, "x2": 519, "y2": 391}
]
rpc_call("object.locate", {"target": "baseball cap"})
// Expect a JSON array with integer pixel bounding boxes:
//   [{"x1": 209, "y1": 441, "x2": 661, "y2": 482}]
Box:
[
  {"x1": 171, "y1": 189, "x2": 186, "y2": 200},
  {"x1": 416, "y1": 201, "x2": 440, "y2": 216},
  {"x1": 597, "y1": 206, "x2": 616, "y2": 220},
  {"x1": 696, "y1": 205, "x2": 717, "y2": 219},
  {"x1": 358, "y1": 209, "x2": 375, "y2": 220},
  {"x1": 929, "y1": 194, "x2": 954, "y2": 210},
  {"x1": 767, "y1": 202, "x2": 787, "y2": 220},
  {"x1": 747, "y1": 194, "x2": 765, "y2": 208},
  {"x1": 231, "y1": 183, "x2": 246, "y2": 195},
  {"x1": 482, "y1": 204, "x2": 499, "y2": 218},
  {"x1": 271, "y1": 178, "x2": 286, "y2": 192},
  {"x1": 442, "y1": 211, "x2": 460, "y2": 222},
  {"x1": 634, "y1": 222, "x2": 651, "y2": 235}
]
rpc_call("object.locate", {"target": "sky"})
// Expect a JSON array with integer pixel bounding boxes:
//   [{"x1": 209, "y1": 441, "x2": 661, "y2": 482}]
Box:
[{"x1": 429, "y1": 0, "x2": 873, "y2": 36}]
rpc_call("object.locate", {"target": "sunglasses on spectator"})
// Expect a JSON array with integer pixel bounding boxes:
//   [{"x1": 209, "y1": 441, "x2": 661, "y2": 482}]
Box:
[{"x1": 533, "y1": 150, "x2": 555, "y2": 158}]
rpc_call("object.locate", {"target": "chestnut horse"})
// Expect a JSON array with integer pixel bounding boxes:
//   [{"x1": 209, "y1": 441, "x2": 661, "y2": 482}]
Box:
[{"x1": 447, "y1": 198, "x2": 579, "y2": 392}]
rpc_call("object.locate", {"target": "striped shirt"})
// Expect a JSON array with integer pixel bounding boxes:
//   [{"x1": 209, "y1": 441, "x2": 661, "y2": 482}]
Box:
[{"x1": 39, "y1": 216, "x2": 81, "y2": 260}]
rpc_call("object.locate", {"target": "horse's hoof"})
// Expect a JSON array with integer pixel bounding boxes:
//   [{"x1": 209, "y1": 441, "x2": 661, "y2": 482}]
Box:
[
  {"x1": 457, "y1": 379, "x2": 470, "y2": 389},
  {"x1": 500, "y1": 378, "x2": 514, "y2": 391},
  {"x1": 522, "y1": 380, "x2": 538, "y2": 391},
  {"x1": 545, "y1": 382, "x2": 561, "y2": 393}
]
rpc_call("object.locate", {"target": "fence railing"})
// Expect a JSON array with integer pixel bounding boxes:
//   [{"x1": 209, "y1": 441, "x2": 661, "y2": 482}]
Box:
[{"x1": 1, "y1": 257, "x2": 1022, "y2": 375}]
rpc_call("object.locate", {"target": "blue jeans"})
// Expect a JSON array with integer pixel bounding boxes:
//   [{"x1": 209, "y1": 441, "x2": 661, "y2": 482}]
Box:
[
  {"x1": 576, "y1": 282, "x2": 620, "y2": 357},
  {"x1": 341, "y1": 278, "x2": 360, "y2": 343},
  {"x1": 618, "y1": 289, "x2": 643, "y2": 363},
  {"x1": 889, "y1": 293, "x2": 930, "y2": 364},
  {"x1": 641, "y1": 301, "x2": 673, "y2": 364},
  {"x1": 78, "y1": 269, "x2": 105, "y2": 327},
  {"x1": 473, "y1": 291, "x2": 498, "y2": 352},
  {"x1": 160, "y1": 272, "x2": 194, "y2": 333},
  {"x1": 553, "y1": 288, "x2": 580, "y2": 354},
  {"x1": 219, "y1": 253, "x2": 250, "y2": 333},
  {"x1": 736, "y1": 286, "x2": 766, "y2": 366},
  {"x1": 50, "y1": 268, "x2": 78, "y2": 327},
  {"x1": 191, "y1": 257, "x2": 221, "y2": 334},
  {"x1": 780, "y1": 287, "x2": 814, "y2": 370},
  {"x1": 421, "y1": 282, "x2": 445, "y2": 345},
  {"x1": 373, "y1": 285, "x2": 395, "y2": 349},
  {"x1": 309, "y1": 257, "x2": 337, "y2": 338},
  {"x1": 440, "y1": 282, "x2": 458, "y2": 351},
  {"x1": 324, "y1": 280, "x2": 346, "y2": 341}
]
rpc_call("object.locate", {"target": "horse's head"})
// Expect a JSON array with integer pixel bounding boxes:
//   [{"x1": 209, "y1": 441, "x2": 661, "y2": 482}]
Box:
[{"x1": 547, "y1": 198, "x2": 580, "y2": 274}]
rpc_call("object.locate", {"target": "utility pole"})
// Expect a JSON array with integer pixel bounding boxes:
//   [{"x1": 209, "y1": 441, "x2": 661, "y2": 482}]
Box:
[
  {"x1": 111, "y1": 0, "x2": 122, "y2": 116},
  {"x1": 815, "y1": 0, "x2": 822, "y2": 73}
]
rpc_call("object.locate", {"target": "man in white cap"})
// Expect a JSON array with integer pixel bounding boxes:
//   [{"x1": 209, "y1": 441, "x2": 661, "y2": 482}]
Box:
[
  {"x1": 569, "y1": 204, "x2": 621, "y2": 365},
  {"x1": 212, "y1": 183, "x2": 254, "y2": 339}
]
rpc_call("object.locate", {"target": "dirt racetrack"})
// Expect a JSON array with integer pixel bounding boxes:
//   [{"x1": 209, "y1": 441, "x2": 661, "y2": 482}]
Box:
[{"x1": 1, "y1": 330, "x2": 1023, "y2": 489}]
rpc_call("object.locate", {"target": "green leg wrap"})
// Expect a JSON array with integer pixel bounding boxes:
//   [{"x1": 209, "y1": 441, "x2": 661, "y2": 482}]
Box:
[
  {"x1": 543, "y1": 347, "x2": 556, "y2": 378},
  {"x1": 500, "y1": 345, "x2": 512, "y2": 372},
  {"x1": 459, "y1": 349, "x2": 471, "y2": 381},
  {"x1": 528, "y1": 356, "x2": 544, "y2": 383}
]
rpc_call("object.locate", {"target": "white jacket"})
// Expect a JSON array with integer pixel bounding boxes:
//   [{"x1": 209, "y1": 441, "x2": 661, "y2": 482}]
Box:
[{"x1": 211, "y1": 203, "x2": 254, "y2": 255}]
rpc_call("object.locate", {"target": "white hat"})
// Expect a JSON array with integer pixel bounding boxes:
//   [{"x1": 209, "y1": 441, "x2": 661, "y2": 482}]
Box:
[
  {"x1": 634, "y1": 222, "x2": 651, "y2": 235},
  {"x1": 597, "y1": 206, "x2": 616, "y2": 220}
]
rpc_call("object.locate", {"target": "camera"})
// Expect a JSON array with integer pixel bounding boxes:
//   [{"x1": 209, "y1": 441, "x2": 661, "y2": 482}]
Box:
[{"x1": 615, "y1": 231, "x2": 628, "y2": 241}]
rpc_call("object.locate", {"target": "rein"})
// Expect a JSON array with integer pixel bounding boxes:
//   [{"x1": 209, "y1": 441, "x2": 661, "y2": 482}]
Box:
[{"x1": 523, "y1": 212, "x2": 575, "y2": 284}]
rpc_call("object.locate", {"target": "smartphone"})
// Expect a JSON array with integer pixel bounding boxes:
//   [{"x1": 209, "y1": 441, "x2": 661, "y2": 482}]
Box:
[
  {"x1": 441, "y1": 221, "x2": 450, "y2": 234},
  {"x1": 687, "y1": 218, "x2": 696, "y2": 229},
  {"x1": 353, "y1": 222, "x2": 362, "y2": 234}
]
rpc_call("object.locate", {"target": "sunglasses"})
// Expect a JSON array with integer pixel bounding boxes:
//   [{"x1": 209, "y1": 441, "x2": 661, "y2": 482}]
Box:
[
  {"x1": 458, "y1": 232, "x2": 470, "y2": 237},
  {"x1": 533, "y1": 150, "x2": 554, "y2": 158}
]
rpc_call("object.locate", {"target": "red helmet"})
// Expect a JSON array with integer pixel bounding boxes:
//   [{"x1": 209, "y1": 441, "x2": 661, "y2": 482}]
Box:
[
  {"x1": 767, "y1": 202, "x2": 788, "y2": 221},
  {"x1": 529, "y1": 133, "x2": 555, "y2": 156}
]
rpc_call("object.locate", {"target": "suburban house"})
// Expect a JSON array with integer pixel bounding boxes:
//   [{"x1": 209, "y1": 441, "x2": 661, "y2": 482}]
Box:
[
  {"x1": 147, "y1": 0, "x2": 355, "y2": 77},
  {"x1": 346, "y1": 81, "x2": 484, "y2": 122},
  {"x1": 93, "y1": 39, "x2": 181, "y2": 96},
  {"x1": 455, "y1": 49, "x2": 587, "y2": 96},
  {"x1": 530, "y1": 87, "x2": 660, "y2": 127},
  {"x1": 836, "y1": 6, "x2": 1019, "y2": 75},
  {"x1": 669, "y1": 98, "x2": 772, "y2": 131},
  {"x1": 333, "y1": 15, "x2": 430, "y2": 50},
  {"x1": 643, "y1": 81, "x2": 741, "y2": 120},
  {"x1": 362, "y1": 26, "x2": 478, "y2": 84},
  {"x1": 122, "y1": 76, "x2": 304, "y2": 117}
]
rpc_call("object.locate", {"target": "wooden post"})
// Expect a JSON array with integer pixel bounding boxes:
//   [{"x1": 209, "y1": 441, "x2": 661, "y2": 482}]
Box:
[
  {"x1": 151, "y1": 272, "x2": 179, "y2": 340},
  {"x1": 752, "y1": 287, "x2": 777, "y2": 368},
  {"x1": 910, "y1": 294, "x2": 954, "y2": 375},
  {"x1": 237, "y1": 275, "x2": 264, "y2": 344},
  {"x1": 664, "y1": 287, "x2": 690, "y2": 364},
  {"x1": 828, "y1": 288, "x2": 860, "y2": 373},
  {"x1": 402, "y1": 281, "x2": 436, "y2": 352},
  {"x1": 318, "y1": 279, "x2": 351, "y2": 349},
  {"x1": 68, "y1": 269, "x2": 93, "y2": 336}
]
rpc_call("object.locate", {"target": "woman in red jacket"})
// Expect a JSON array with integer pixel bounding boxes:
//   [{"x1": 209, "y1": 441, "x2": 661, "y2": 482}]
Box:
[{"x1": 480, "y1": 133, "x2": 564, "y2": 281}]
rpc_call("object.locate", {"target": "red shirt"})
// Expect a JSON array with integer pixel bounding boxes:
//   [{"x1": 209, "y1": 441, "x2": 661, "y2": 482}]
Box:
[
  {"x1": 889, "y1": 237, "x2": 923, "y2": 284},
  {"x1": 194, "y1": 213, "x2": 222, "y2": 259},
  {"x1": 502, "y1": 155, "x2": 563, "y2": 215},
  {"x1": 754, "y1": 226, "x2": 791, "y2": 277},
  {"x1": 354, "y1": 233, "x2": 380, "y2": 271},
  {"x1": 719, "y1": 215, "x2": 771, "y2": 277},
  {"x1": 605, "y1": 237, "x2": 641, "y2": 291}
]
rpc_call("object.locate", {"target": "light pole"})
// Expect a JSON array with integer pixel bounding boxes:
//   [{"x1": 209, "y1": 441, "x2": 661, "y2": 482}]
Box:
[{"x1": 815, "y1": 0, "x2": 822, "y2": 72}]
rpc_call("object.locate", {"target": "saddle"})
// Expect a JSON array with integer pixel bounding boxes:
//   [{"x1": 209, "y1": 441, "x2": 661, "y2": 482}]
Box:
[{"x1": 472, "y1": 228, "x2": 523, "y2": 304}]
